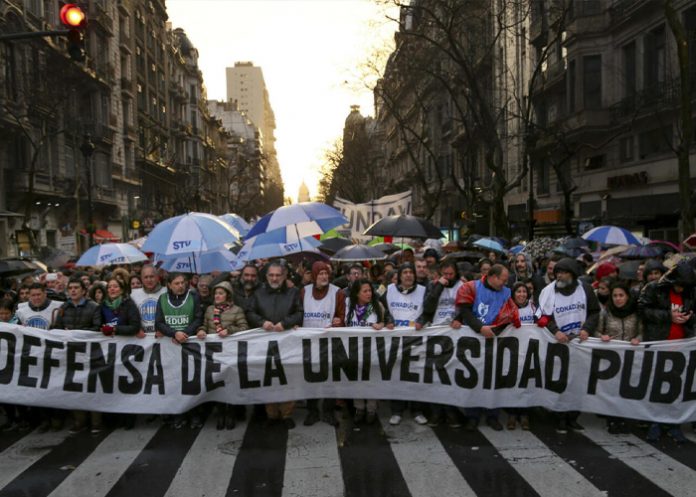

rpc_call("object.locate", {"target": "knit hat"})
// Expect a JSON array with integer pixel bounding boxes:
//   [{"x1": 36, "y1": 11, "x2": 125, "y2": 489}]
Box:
[
  {"x1": 397, "y1": 262, "x2": 416, "y2": 284},
  {"x1": 553, "y1": 258, "x2": 581, "y2": 279},
  {"x1": 643, "y1": 259, "x2": 667, "y2": 281},
  {"x1": 595, "y1": 262, "x2": 618, "y2": 281},
  {"x1": 311, "y1": 261, "x2": 331, "y2": 281},
  {"x1": 213, "y1": 281, "x2": 234, "y2": 299},
  {"x1": 423, "y1": 248, "x2": 440, "y2": 262}
]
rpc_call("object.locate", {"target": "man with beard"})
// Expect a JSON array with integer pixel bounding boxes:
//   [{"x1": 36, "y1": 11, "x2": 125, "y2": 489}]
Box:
[
  {"x1": 419, "y1": 260, "x2": 464, "y2": 427},
  {"x1": 536, "y1": 257, "x2": 600, "y2": 433},
  {"x1": 234, "y1": 264, "x2": 260, "y2": 311},
  {"x1": 300, "y1": 261, "x2": 346, "y2": 426},
  {"x1": 415, "y1": 258, "x2": 432, "y2": 288},
  {"x1": 533, "y1": 255, "x2": 561, "y2": 303},
  {"x1": 508, "y1": 253, "x2": 532, "y2": 288},
  {"x1": 247, "y1": 261, "x2": 304, "y2": 429},
  {"x1": 130, "y1": 264, "x2": 166, "y2": 334}
]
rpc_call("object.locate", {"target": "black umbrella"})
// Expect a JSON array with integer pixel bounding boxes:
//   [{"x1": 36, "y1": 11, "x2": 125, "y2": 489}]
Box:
[
  {"x1": 363, "y1": 215, "x2": 442, "y2": 239},
  {"x1": 562, "y1": 237, "x2": 590, "y2": 249},
  {"x1": 442, "y1": 251, "x2": 482, "y2": 262},
  {"x1": 38, "y1": 247, "x2": 72, "y2": 269},
  {"x1": 619, "y1": 245, "x2": 662, "y2": 259},
  {"x1": 0, "y1": 259, "x2": 39, "y2": 276},
  {"x1": 318, "y1": 237, "x2": 352, "y2": 254},
  {"x1": 371, "y1": 243, "x2": 400, "y2": 254},
  {"x1": 331, "y1": 244, "x2": 387, "y2": 262}
]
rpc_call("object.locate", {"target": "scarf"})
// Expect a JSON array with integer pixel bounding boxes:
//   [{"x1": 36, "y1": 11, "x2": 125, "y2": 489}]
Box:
[
  {"x1": 607, "y1": 296, "x2": 637, "y2": 319},
  {"x1": 104, "y1": 296, "x2": 122, "y2": 311},
  {"x1": 213, "y1": 302, "x2": 231, "y2": 330}
]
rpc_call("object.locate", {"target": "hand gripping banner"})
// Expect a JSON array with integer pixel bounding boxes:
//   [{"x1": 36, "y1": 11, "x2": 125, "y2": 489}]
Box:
[{"x1": 1, "y1": 323, "x2": 696, "y2": 424}]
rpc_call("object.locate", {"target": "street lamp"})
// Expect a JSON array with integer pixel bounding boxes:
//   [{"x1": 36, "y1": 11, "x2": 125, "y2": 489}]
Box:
[{"x1": 80, "y1": 134, "x2": 95, "y2": 247}]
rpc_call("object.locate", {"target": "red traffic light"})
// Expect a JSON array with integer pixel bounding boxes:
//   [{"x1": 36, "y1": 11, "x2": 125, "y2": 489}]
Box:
[{"x1": 60, "y1": 4, "x2": 86, "y2": 28}]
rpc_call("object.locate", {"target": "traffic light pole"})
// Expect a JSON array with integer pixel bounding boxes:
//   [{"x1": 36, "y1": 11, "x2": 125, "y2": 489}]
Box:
[{"x1": 0, "y1": 30, "x2": 71, "y2": 42}]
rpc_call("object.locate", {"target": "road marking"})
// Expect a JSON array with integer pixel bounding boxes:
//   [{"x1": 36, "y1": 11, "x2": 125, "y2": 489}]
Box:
[
  {"x1": 479, "y1": 425, "x2": 605, "y2": 497},
  {"x1": 164, "y1": 416, "x2": 247, "y2": 497},
  {"x1": 379, "y1": 405, "x2": 477, "y2": 497},
  {"x1": 579, "y1": 414, "x2": 696, "y2": 497},
  {"x1": 282, "y1": 411, "x2": 343, "y2": 497},
  {"x1": 0, "y1": 429, "x2": 69, "y2": 491},
  {"x1": 48, "y1": 425, "x2": 159, "y2": 497}
]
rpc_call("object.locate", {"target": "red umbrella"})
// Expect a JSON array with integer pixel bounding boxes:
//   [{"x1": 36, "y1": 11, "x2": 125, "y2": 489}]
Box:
[
  {"x1": 647, "y1": 240, "x2": 682, "y2": 254},
  {"x1": 683, "y1": 234, "x2": 696, "y2": 250}
]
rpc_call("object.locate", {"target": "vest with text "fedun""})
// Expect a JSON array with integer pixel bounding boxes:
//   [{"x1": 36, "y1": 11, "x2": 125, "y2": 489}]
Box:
[
  {"x1": 158, "y1": 291, "x2": 195, "y2": 332},
  {"x1": 387, "y1": 283, "x2": 426, "y2": 327},
  {"x1": 432, "y1": 280, "x2": 463, "y2": 326},
  {"x1": 303, "y1": 284, "x2": 339, "y2": 328},
  {"x1": 131, "y1": 287, "x2": 166, "y2": 332}
]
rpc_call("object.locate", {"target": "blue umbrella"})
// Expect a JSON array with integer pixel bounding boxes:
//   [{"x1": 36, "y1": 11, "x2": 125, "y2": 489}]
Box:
[
  {"x1": 582, "y1": 225, "x2": 641, "y2": 246},
  {"x1": 157, "y1": 248, "x2": 238, "y2": 274},
  {"x1": 331, "y1": 244, "x2": 387, "y2": 262},
  {"x1": 473, "y1": 238, "x2": 504, "y2": 253},
  {"x1": 76, "y1": 243, "x2": 148, "y2": 267},
  {"x1": 509, "y1": 245, "x2": 525, "y2": 254},
  {"x1": 219, "y1": 214, "x2": 251, "y2": 237},
  {"x1": 141, "y1": 212, "x2": 240, "y2": 256},
  {"x1": 237, "y1": 231, "x2": 322, "y2": 261},
  {"x1": 246, "y1": 202, "x2": 348, "y2": 240}
]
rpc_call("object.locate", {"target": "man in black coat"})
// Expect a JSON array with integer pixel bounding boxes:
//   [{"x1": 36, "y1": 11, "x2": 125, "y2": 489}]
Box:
[
  {"x1": 247, "y1": 261, "x2": 303, "y2": 429},
  {"x1": 54, "y1": 277, "x2": 101, "y2": 330}
]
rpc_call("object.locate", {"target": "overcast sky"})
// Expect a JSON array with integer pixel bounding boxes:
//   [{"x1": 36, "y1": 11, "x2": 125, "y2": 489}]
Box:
[{"x1": 166, "y1": 0, "x2": 397, "y2": 203}]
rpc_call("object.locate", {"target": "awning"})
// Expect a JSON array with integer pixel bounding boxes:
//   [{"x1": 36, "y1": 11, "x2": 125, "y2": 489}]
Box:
[{"x1": 80, "y1": 229, "x2": 121, "y2": 243}]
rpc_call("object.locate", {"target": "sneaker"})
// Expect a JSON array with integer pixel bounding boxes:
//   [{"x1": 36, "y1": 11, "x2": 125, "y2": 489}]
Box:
[
  {"x1": 646, "y1": 423, "x2": 661, "y2": 442},
  {"x1": 366, "y1": 412, "x2": 377, "y2": 425},
  {"x1": 556, "y1": 419, "x2": 568, "y2": 434},
  {"x1": 389, "y1": 414, "x2": 402, "y2": 426},
  {"x1": 667, "y1": 427, "x2": 688, "y2": 444},
  {"x1": 487, "y1": 417, "x2": 503, "y2": 431},
  {"x1": 189, "y1": 416, "x2": 203, "y2": 430},
  {"x1": 413, "y1": 414, "x2": 428, "y2": 425},
  {"x1": 464, "y1": 418, "x2": 478, "y2": 432},
  {"x1": 303, "y1": 410, "x2": 320, "y2": 427},
  {"x1": 520, "y1": 416, "x2": 530, "y2": 431},
  {"x1": 446, "y1": 412, "x2": 462, "y2": 429},
  {"x1": 283, "y1": 418, "x2": 296, "y2": 430},
  {"x1": 173, "y1": 418, "x2": 187, "y2": 430},
  {"x1": 567, "y1": 420, "x2": 584, "y2": 431},
  {"x1": 90, "y1": 426, "x2": 103, "y2": 435},
  {"x1": 507, "y1": 417, "x2": 517, "y2": 430},
  {"x1": 427, "y1": 414, "x2": 444, "y2": 427},
  {"x1": 69, "y1": 424, "x2": 86, "y2": 435}
]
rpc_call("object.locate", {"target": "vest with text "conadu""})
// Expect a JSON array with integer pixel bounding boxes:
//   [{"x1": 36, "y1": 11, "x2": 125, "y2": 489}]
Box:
[
  {"x1": 387, "y1": 283, "x2": 426, "y2": 327},
  {"x1": 302, "y1": 283, "x2": 339, "y2": 328}
]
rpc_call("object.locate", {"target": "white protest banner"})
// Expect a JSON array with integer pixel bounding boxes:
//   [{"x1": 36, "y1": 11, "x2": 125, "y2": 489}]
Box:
[
  {"x1": 1, "y1": 323, "x2": 696, "y2": 423},
  {"x1": 333, "y1": 190, "x2": 412, "y2": 242}
]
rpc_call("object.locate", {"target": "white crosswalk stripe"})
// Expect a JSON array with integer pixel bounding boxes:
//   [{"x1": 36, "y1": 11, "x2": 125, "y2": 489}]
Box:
[
  {"x1": 478, "y1": 425, "x2": 605, "y2": 497},
  {"x1": 163, "y1": 416, "x2": 247, "y2": 497},
  {"x1": 379, "y1": 405, "x2": 478, "y2": 497},
  {"x1": 0, "y1": 429, "x2": 70, "y2": 492},
  {"x1": 578, "y1": 414, "x2": 696, "y2": 497},
  {"x1": 2, "y1": 414, "x2": 696, "y2": 497},
  {"x1": 47, "y1": 425, "x2": 160, "y2": 497},
  {"x1": 282, "y1": 410, "x2": 343, "y2": 497}
]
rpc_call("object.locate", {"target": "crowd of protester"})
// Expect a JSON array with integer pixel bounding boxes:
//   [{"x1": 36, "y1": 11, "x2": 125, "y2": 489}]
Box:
[{"x1": 0, "y1": 244, "x2": 695, "y2": 444}]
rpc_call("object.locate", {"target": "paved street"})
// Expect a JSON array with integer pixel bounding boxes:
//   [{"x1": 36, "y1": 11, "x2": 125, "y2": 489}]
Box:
[{"x1": 1, "y1": 405, "x2": 696, "y2": 497}]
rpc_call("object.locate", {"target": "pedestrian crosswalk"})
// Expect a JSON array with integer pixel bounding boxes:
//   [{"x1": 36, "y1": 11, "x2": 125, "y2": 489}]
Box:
[{"x1": 1, "y1": 408, "x2": 695, "y2": 497}]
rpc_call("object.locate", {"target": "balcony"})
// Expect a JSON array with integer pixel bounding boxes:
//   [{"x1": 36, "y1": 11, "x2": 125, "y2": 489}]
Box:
[
  {"x1": 121, "y1": 77, "x2": 134, "y2": 96},
  {"x1": 609, "y1": 77, "x2": 684, "y2": 122},
  {"x1": 85, "y1": 121, "x2": 114, "y2": 144},
  {"x1": 608, "y1": 0, "x2": 656, "y2": 28},
  {"x1": 119, "y1": 32, "x2": 132, "y2": 54},
  {"x1": 90, "y1": 3, "x2": 114, "y2": 36}
]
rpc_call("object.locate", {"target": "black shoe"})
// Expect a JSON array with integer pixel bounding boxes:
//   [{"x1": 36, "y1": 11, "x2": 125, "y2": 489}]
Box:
[
  {"x1": 226, "y1": 416, "x2": 236, "y2": 430},
  {"x1": 353, "y1": 409, "x2": 366, "y2": 425},
  {"x1": 447, "y1": 412, "x2": 462, "y2": 429},
  {"x1": 284, "y1": 418, "x2": 296, "y2": 430},
  {"x1": 265, "y1": 418, "x2": 279, "y2": 428},
  {"x1": 322, "y1": 410, "x2": 338, "y2": 426},
  {"x1": 486, "y1": 417, "x2": 503, "y2": 431},
  {"x1": 608, "y1": 421, "x2": 621, "y2": 435},
  {"x1": 464, "y1": 418, "x2": 478, "y2": 432},
  {"x1": 556, "y1": 419, "x2": 568, "y2": 434},
  {"x1": 668, "y1": 427, "x2": 688, "y2": 444},
  {"x1": 216, "y1": 416, "x2": 226, "y2": 430},
  {"x1": 303, "y1": 410, "x2": 320, "y2": 426},
  {"x1": 619, "y1": 422, "x2": 631, "y2": 434},
  {"x1": 567, "y1": 420, "x2": 584, "y2": 431},
  {"x1": 366, "y1": 412, "x2": 377, "y2": 425},
  {"x1": 190, "y1": 416, "x2": 203, "y2": 430},
  {"x1": 173, "y1": 418, "x2": 187, "y2": 430}
]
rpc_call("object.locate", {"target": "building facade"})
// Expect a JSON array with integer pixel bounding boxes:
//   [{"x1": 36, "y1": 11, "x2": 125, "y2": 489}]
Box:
[{"x1": 0, "y1": 0, "x2": 235, "y2": 258}]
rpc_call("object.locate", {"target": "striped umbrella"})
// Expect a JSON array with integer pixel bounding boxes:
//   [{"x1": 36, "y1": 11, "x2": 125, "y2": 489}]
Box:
[
  {"x1": 141, "y1": 212, "x2": 240, "y2": 256},
  {"x1": 219, "y1": 214, "x2": 251, "y2": 237},
  {"x1": 76, "y1": 243, "x2": 148, "y2": 267},
  {"x1": 582, "y1": 225, "x2": 642, "y2": 246},
  {"x1": 246, "y1": 202, "x2": 348, "y2": 240}
]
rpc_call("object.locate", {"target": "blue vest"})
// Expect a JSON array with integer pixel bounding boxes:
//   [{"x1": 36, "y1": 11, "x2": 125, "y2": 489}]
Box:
[{"x1": 473, "y1": 279, "x2": 511, "y2": 325}]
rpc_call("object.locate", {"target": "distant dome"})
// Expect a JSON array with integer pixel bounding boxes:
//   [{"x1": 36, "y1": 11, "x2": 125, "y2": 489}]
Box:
[
  {"x1": 173, "y1": 28, "x2": 194, "y2": 56},
  {"x1": 344, "y1": 105, "x2": 364, "y2": 128}
]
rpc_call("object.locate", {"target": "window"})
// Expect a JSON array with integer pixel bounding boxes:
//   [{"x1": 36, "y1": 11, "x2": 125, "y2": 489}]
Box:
[
  {"x1": 536, "y1": 159, "x2": 549, "y2": 195},
  {"x1": 567, "y1": 60, "x2": 576, "y2": 113},
  {"x1": 619, "y1": 136, "x2": 634, "y2": 163},
  {"x1": 584, "y1": 154, "x2": 605, "y2": 170},
  {"x1": 644, "y1": 26, "x2": 665, "y2": 91},
  {"x1": 623, "y1": 42, "x2": 636, "y2": 98},
  {"x1": 686, "y1": 7, "x2": 696, "y2": 74},
  {"x1": 583, "y1": 55, "x2": 602, "y2": 109},
  {"x1": 639, "y1": 126, "x2": 672, "y2": 158}
]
